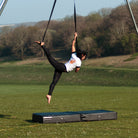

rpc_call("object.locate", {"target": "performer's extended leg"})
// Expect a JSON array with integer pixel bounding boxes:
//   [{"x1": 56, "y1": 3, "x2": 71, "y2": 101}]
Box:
[
  {"x1": 46, "y1": 70, "x2": 62, "y2": 104},
  {"x1": 35, "y1": 42, "x2": 66, "y2": 104}
]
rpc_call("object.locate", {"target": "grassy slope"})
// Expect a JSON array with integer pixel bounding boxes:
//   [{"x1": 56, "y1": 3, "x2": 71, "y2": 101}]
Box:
[
  {"x1": 0, "y1": 54, "x2": 138, "y2": 86},
  {"x1": 0, "y1": 64, "x2": 138, "y2": 86}
]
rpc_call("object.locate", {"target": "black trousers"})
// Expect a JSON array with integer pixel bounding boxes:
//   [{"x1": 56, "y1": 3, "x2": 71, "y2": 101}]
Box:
[{"x1": 42, "y1": 46, "x2": 66, "y2": 95}]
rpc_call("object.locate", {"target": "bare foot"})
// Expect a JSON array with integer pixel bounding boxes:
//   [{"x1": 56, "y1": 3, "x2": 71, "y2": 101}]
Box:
[
  {"x1": 34, "y1": 41, "x2": 41, "y2": 45},
  {"x1": 34, "y1": 41, "x2": 44, "y2": 46},
  {"x1": 46, "y1": 95, "x2": 51, "y2": 104}
]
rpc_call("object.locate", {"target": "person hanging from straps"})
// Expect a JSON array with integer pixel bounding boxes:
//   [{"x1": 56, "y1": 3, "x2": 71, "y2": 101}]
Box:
[{"x1": 35, "y1": 32, "x2": 87, "y2": 104}]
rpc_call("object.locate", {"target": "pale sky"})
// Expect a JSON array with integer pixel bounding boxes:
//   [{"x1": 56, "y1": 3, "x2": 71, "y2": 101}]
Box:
[{"x1": 0, "y1": 0, "x2": 129, "y2": 25}]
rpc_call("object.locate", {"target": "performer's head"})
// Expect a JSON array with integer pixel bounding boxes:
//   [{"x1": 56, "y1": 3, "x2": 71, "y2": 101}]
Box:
[{"x1": 77, "y1": 50, "x2": 87, "y2": 60}]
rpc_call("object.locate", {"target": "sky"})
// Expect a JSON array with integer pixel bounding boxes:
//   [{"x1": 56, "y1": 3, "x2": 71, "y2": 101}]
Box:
[{"x1": 0, "y1": 0, "x2": 129, "y2": 25}]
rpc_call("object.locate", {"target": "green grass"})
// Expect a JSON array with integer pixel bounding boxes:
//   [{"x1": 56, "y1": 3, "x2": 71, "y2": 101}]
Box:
[
  {"x1": 0, "y1": 85, "x2": 138, "y2": 138},
  {"x1": 0, "y1": 62, "x2": 138, "y2": 137}
]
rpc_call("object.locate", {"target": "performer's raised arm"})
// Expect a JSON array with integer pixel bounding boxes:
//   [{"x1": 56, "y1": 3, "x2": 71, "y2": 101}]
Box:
[{"x1": 72, "y1": 32, "x2": 77, "y2": 53}]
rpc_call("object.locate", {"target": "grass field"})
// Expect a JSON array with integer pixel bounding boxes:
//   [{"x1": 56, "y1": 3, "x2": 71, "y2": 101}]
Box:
[
  {"x1": 0, "y1": 56, "x2": 138, "y2": 137},
  {"x1": 0, "y1": 85, "x2": 138, "y2": 137}
]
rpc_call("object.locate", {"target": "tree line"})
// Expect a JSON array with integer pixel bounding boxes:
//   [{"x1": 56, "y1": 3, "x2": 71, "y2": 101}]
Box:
[{"x1": 0, "y1": 1, "x2": 138, "y2": 60}]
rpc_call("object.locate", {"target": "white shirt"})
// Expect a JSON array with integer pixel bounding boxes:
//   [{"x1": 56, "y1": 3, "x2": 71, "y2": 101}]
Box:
[{"x1": 65, "y1": 53, "x2": 81, "y2": 72}]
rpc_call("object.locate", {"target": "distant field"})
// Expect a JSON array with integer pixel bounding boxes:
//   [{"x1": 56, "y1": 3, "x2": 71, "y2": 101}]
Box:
[
  {"x1": 0, "y1": 55, "x2": 138, "y2": 137},
  {"x1": 0, "y1": 85, "x2": 138, "y2": 138},
  {"x1": 1, "y1": 54, "x2": 138, "y2": 68}
]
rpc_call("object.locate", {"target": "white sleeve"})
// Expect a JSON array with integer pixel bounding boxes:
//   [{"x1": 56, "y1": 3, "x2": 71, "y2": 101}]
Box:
[
  {"x1": 76, "y1": 59, "x2": 81, "y2": 67},
  {"x1": 71, "y1": 53, "x2": 77, "y2": 58}
]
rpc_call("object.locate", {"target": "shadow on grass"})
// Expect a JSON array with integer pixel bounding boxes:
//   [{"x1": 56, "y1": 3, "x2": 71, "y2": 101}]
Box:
[
  {"x1": 25, "y1": 120, "x2": 35, "y2": 123},
  {"x1": 0, "y1": 114, "x2": 11, "y2": 119}
]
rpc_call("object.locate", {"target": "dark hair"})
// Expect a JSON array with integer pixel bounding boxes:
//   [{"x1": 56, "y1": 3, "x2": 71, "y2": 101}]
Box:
[{"x1": 77, "y1": 50, "x2": 87, "y2": 60}]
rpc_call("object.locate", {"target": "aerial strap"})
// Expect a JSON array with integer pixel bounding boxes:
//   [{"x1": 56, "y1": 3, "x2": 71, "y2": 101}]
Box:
[
  {"x1": 74, "y1": 0, "x2": 77, "y2": 32},
  {"x1": 74, "y1": 0, "x2": 80, "y2": 53},
  {"x1": 42, "y1": 0, "x2": 57, "y2": 42},
  {"x1": 125, "y1": 0, "x2": 138, "y2": 34}
]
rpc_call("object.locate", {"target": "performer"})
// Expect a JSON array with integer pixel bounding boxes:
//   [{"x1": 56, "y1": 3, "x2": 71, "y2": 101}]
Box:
[{"x1": 35, "y1": 32, "x2": 87, "y2": 104}]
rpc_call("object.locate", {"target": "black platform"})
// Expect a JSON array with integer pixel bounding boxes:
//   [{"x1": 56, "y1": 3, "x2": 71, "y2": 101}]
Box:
[{"x1": 32, "y1": 110, "x2": 117, "y2": 124}]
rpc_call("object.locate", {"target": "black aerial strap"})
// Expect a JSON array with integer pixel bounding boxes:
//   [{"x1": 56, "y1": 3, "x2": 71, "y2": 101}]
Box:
[
  {"x1": 74, "y1": 0, "x2": 77, "y2": 32},
  {"x1": 74, "y1": 0, "x2": 80, "y2": 53},
  {"x1": 42, "y1": 0, "x2": 57, "y2": 42}
]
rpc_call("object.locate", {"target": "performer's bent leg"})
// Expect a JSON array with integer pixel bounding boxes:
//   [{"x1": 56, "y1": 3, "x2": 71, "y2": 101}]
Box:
[{"x1": 48, "y1": 70, "x2": 62, "y2": 95}]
